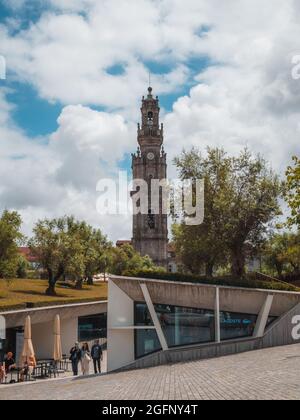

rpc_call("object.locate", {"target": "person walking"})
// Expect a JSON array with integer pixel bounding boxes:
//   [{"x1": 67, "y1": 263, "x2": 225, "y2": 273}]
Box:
[
  {"x1": 0, "y1": 362, "x2": 5, "y2": 383},
  {"x1": 81, "y1": 343, "x2": 91, "y2": 376},
  {"x1": 69, "y1": 342, "x2": 81, "y2": 376},
  {"x1": 91, "y1": 340, "x2": 103, "y2": 374},
  {"x1": 4, "y1": 352, "x2": 16, "y2": 375}
]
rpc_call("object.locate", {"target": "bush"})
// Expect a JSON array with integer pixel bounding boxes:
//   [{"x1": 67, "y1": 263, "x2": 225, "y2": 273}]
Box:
[
  {"x1": 280, "y1": 272, "x2": 300, "y2": 283},
  {"x1": 125, "y1": 270, "x2": 299, "y2": 292},
  {"x1": 16, "y1": 256, "x2": 29, "y2": 279}
]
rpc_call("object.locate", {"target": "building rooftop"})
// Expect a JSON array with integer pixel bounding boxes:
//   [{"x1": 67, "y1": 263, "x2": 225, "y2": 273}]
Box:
[
  {"x1": 18, "y1": 247, "x2": 39, "y2": 263},
  {"x1": 0, "y1": 279, "x2": 108, "y2": 312}
]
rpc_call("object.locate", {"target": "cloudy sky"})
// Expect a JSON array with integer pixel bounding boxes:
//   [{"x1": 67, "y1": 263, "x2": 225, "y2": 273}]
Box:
[{"x1": 0, "y1": 0, "x2": 299, "y2": 242}]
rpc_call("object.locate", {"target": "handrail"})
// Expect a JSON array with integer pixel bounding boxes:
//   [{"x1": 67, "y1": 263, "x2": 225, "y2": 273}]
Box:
[{"x1": 255, "y1": 271, "x2": 293, "y2": 288}]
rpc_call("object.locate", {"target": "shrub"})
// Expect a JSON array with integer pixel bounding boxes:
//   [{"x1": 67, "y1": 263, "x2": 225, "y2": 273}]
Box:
[{"x1": 125, "y1": 270, "x2": 299, "y2": 292}]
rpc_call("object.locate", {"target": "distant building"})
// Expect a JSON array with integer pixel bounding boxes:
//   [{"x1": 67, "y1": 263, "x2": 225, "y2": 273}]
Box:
[
  {"x1": 116, "y1": 240, "x2": 132, "y2": 248},
  {"x1": 131, "y1": 87, "x2": 168, "y2": 269},
  {"x1": 167, "y1": 243, "x2": 178, "y2": 273},
  {"x1": 18, "y1": 247, "x2": 39, "y2": 269}
]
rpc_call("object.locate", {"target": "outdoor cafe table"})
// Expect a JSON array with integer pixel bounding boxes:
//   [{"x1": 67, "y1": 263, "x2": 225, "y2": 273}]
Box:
[{"x1": 35, "y1": 360, "x2": 55, "y2": 378}]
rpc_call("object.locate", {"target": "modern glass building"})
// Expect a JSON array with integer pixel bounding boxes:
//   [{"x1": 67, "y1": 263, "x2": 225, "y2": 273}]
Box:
[{"x1": 107, "y1": 276, "x2": 300, "y2": 372}]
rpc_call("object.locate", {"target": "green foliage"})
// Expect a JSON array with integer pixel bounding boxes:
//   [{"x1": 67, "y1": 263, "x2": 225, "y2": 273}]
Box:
[
  {"x1": 109, "y1": 244, "x2": 161, "y2": 276},
  {"x1": 127, "y1": 270, "x2": 298, "y2": 292},
  {"x1": 29, "y1": 216, "x2": 111, "y2": 295},
  {"x1": 174, "y1": 148, "x2": 283, "y2": 277},
  {"x1": 16, "y1": 255, "x2": 29, "y2": 279},
  {"x1": 0, "y1": 210, "x2": 23, "y2": 279},
  {"x1": 263, "y1": 232, "x2": 300, "y2": 277},
  {"x1": 285, "y1": 156, "x2": 300, "y2": 228}
]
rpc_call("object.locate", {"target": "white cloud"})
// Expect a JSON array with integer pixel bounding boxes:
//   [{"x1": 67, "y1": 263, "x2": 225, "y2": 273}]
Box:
[
  {"x1": 0, "y1": 92, "x2": 134, "y2": 240},
  {"x1": 0, "y1": 0, "x2": 299, "y2": 241}
]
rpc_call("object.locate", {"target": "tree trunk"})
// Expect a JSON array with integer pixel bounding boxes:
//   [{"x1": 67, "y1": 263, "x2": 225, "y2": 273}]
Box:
[
  {"x1": 275, "y1": 262, "x2": 283, "y2": 278},
  {"x1": 46, "y1": 270, "x2": 57, "y2": 296},
  {"x1": 75, "y1": 278, "x2": 83, "y2": 290},
  {"x1": 46, "y1": 266, "x2": 64, "y2": 296},
  {"x1": 87, "y1": 276, "x2": 94, "y2": 286},
  {"x1": 205, "y1": 261, "x2": 214, "y2": 278},
  {"x1": 231, "y1": 250, "x2": 246, "y2": 278}
]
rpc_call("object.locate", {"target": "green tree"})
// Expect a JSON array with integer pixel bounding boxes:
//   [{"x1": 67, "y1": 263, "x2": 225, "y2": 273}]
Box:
[
  {"x1": 278, "y1": 232, "x2": 300, "y2": 274},
  {"x1": 29, "y1": 216, "x2": 111, "y2": 295},
  {"x1": 264, "y1": 232, "x2": 300, "y2": 277},
  {"x1": 109, "y1": 244, "x2": 158, "y2": 276},
  {"x1": 0, "y1": 211, "x2": 23, "y2": 279},
  {"x1": 29, "y1": 217, "x2": 75, "y2": 295},
  {"x1": 173, "y1": 148, "x2": 230, "y2": 276},
  {"x1": 263, "y1": 233, "x2": 291, "y2": 277},
  {"x1": 69, "y1": 220, "x2": 111, "y2": 289},
  {"x1": 285, "y1": 156, "x2": 300, "y2": 228},
  {"x1": 174, "y1": 148, "x2": 282, "y2": 277},
  {"x1": 16, "y1": 255, "x2": 29, "y2": 279}
]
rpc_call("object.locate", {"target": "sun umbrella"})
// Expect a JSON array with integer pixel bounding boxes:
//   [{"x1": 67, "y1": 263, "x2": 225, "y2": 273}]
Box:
[
  {"x1": 21, "y1": 315, "x2": 36, "y2": 367},
  {"x1": 53, "y1": 315, "x2": 62, "y2": 362}
]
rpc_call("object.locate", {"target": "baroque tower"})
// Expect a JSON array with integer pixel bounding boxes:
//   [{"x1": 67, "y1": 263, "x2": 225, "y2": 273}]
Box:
[{"x1": 131, "y1": 87, "x2": 168, "y2": 268}]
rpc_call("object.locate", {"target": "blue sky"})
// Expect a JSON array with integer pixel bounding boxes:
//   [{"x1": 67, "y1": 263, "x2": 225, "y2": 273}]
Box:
[
  {"x1": 0, "y1": 0, "x2": 299, "y2": 240},
  {"x1": 0, "y1": 1, "x2": 211, "y2": 139}
]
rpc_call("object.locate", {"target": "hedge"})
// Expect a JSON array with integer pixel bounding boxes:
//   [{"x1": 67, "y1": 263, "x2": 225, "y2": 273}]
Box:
[{"x1": 124, "y1": 270, "x2": 299, "y2": 292}]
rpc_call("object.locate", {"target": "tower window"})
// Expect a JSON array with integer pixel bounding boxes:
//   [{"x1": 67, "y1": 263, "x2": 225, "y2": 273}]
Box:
[{"x1": 147, "y1": 209, "x2": 155, "y2": 230}]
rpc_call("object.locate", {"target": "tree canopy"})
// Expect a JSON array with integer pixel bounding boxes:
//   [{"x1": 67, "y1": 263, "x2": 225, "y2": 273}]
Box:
[
  {"x1": 285, "y1": 156, "x2": 300, "y2": 229},
  {"x1": 174, "y1": 148, "x2": 283, "y2": 277},
  {"x1": 0, "y1": 210, "x2": 23, "y2": 279},
  {"x1": 29, "y1": 216, "x2": 111, "y2": 295},
  {"x1": 108, "y1": 244, "x2": 158, "y2": 276},
  {"x1": 263, "y1": 232, "x2": 300, "y2": 277}
]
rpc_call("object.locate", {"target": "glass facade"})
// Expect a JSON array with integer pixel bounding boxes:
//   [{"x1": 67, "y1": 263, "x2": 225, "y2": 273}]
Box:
[
  {"x1": 78, "y1": 313, "x2": 107, "y2": 342},
  {"x1": 134, "y1": 302, "x2": 277, "y2": 359},
  {"x1": 220, "y1": 312, "x2": 257, "y2": 341},
  {"x1": 134, "y1": 303, "x2": 215, "y2": 358},
  {"x1": 135, "y1": 303, "x2": 161, "y2": 358},
  {"x1": 155, "y1": 304, "x2": 215, "y2": 348}
]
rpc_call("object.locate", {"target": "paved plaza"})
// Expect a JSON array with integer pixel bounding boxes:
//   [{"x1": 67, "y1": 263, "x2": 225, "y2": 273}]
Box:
[{"x1": 1, "y1": 344, "x2": 300, "y2": 400}]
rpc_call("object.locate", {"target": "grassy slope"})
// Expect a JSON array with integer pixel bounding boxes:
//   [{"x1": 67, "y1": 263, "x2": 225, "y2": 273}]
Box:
[{"x1": 0, "y1": 279, "x2": 108, "y2": 312}]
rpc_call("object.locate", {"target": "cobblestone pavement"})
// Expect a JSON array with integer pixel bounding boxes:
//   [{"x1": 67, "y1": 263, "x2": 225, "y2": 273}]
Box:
[{"x1": 1, "y1": 344, "x2": 300, "y2": 400}]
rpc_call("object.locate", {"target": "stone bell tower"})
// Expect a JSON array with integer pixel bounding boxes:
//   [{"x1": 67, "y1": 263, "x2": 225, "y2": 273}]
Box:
[{"x1": 131, "y1": 87, "x2": 168, "y2": 268}]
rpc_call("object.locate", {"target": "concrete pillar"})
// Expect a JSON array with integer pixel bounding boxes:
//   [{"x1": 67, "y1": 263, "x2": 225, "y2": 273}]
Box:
[
  {"x1": 140, "y1": 283, "x2": 169, "y2": 351},
  {"x1": 253, "y1": 294, "x2": 274, "y2": 338},
  {"x1": 215, "y1": 287, "x2": 221, "y2": 343}
]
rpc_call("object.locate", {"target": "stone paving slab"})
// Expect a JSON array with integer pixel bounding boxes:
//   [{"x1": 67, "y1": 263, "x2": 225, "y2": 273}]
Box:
[{"x1": 1, "y1": 344, "x2": 300, "y2": 400}]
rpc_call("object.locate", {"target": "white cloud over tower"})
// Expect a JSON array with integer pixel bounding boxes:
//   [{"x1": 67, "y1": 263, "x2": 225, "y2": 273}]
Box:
[{"x1": 0, "y1": 0, "x2": 299, "y2": 240}]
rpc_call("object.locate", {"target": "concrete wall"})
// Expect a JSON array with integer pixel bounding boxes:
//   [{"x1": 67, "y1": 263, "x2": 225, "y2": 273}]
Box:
[
  {"x1": 107, "y1": 280, "x2": 135, "y2": 372},
  {"x1": 1, "y1": 301, "x2": 107, "y2": 329},
  {"x1": 262, "y1": 302, "x2": 300, "y2": 348},
  {"x1": 107, "y1": 276, "x2": 300, "y2": 372},
  {"x1": 118, "y1": 337, "x2": 263, "y2": 371},
  {"x1": 112, "y1": 276, "x2": 300, "y2": 317},
  {"x1": 2, "y1": 301, "x2": 107, "y2": 362},
  {"x1": 32, "y1": 317, "x2": 78, "y2": 360},
  {"x1": 116, "y1": 301, "x2": 300, "y2": 372}
]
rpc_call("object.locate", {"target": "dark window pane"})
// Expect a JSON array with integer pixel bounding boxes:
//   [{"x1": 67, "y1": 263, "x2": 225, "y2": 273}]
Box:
[
  {"x1": 135, "y1": 329, "x2": 162, "y2": 359},
  {"x1": 220, "y1": 312, "x2": 257, "y2": 341},
  {"x1": 267, "y1": 316, "x2": 277, "y2": 327},
  {"x1": 155, "y1": 305, "x2": 215, "y2": 347},
  {"x1": 135, "y1": 303, "x2": 154, "y2": 327},
  {"x1": 78, "y1": 313, "x2": 107, "y2": 342},
  {"x1": 134, "y1": 302, "x2": 215, "y2": 357}
]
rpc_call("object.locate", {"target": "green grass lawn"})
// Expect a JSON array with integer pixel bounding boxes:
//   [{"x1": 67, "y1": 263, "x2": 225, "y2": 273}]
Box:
[{"x1": 0, "y1": 279, "x2": 108, "y2": 312}]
